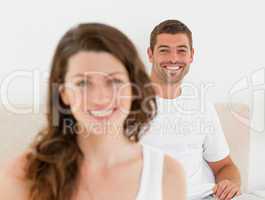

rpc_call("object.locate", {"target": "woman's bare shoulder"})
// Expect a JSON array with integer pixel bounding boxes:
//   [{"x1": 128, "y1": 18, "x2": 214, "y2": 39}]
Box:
[
  {"x1": 1, "y1": 150, "x2": 31, "y2": 178},
  {"x1": 0, "y1": 151, "x2": 31, "y2": 199},
  {"x1": 163, "y1": 154, "x2": 187, "y2": 200}
]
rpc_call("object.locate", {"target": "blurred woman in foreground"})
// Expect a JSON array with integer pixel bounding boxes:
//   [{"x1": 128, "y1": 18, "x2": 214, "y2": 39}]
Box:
[{"x1": 0, "y1": 23, "x2": 186, "y2": 200}]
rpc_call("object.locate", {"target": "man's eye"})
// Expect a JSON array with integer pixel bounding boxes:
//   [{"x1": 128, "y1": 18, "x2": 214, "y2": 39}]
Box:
[
  {"x1": 178, "y1": 49, "x2": 187, "y2": 54},
  {"x1": 159, "y1": 49, "x2": 169, "y2": 53}
]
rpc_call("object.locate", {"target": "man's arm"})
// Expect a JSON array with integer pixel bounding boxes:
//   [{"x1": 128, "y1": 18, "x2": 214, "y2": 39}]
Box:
[{"x1": 208, "y1": 155, "x2": 241, "y2": 200}]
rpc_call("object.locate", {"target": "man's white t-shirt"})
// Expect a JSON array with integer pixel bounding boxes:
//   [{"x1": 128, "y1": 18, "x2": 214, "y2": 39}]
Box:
[{"x1": 141, "y1": 87, "x2": 230, "y2": 199}]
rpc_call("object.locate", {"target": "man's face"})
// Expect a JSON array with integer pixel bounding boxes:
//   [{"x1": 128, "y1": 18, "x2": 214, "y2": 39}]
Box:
[{"x1": 148, "y1": 33, "x2": 194, "y2": 85}]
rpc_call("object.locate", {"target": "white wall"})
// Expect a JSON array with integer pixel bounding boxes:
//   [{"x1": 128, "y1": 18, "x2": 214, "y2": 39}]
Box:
[
  {"x1": 0, "y1": 0, "x2": 264, "y2": 190},
  {"x1": 248, "y1": 75, "x2": 265, "y2": 191}
]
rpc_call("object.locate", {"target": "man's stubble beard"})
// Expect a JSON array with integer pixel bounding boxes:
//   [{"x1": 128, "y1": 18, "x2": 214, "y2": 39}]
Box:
[{"x1": 154, "y1": 63, "x2": 190, "y2": 86}]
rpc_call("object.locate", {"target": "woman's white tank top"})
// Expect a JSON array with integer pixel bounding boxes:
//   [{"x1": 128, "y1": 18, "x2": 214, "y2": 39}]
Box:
[{"x1": 136, "y1": 145, "x2": 164, "y2": 200}]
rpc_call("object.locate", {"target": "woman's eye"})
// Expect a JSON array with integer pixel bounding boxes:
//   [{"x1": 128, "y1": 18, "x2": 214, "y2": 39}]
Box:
[
  {"x1": 109, "y1": 79, "x2": 124, "y2": 85},
  {"x1": 76, "y1": 80, "x2": 90, "y2": 87},
  {"x1": 113, "y1": 79, "x2": 124, "y2": 84}
]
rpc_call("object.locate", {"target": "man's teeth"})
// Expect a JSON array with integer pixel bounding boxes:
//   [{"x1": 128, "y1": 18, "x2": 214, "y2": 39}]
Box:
[
  {"x1": 89, "y1": 109, "x2": 114, "y2": 117},
  {"x1": 166, "y1": 65, "x2": 181, "y2": 70}
]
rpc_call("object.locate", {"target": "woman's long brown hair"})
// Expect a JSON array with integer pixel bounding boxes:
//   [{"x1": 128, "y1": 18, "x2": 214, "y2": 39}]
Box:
[{"x1": 25, "y1": 23, "x2": 157, "y2": 200}]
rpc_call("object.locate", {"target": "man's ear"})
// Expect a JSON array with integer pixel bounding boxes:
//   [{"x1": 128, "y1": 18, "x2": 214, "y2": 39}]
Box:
[
  {"x1": 147, "y1": 47, "x2": 153, "y2": 63},
  {"x1": 59, "y1": 84, "x2": 70, "y2": 106},
  {"x1": 190, "y1": 48, "x2": 195, "y2": 63}
]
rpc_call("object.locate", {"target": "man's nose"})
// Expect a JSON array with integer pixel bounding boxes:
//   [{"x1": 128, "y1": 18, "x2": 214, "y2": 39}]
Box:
[{"x1": 169, "y1": 51, "x2": 180, "y2": 63}]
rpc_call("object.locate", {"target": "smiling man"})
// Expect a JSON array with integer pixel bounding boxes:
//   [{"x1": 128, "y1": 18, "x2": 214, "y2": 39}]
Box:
[{"x1": 141, "y1": 19, "x2": 241, "y2": 200}]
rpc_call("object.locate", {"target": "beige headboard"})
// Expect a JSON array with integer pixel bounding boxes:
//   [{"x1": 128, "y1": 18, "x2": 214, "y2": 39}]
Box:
[
  {"x1": 0, "y1": 104, "x2": 46, "y2": 166},
  {"x1": 215, "y1": 103, "x2": 250, "y2": 192}
]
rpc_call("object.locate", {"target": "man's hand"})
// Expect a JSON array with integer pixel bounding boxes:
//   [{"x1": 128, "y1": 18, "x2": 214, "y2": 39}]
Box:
[
  {"x1": 212, "y1": 179, "x2": 241, "y2": 200},
  {"x1": 208, "y1": 156, "x2": 241, "y2": 200}
]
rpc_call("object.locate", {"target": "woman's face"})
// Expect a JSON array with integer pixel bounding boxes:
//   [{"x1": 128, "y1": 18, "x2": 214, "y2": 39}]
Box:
[{"x1": 60, "y1": 51, "x2": 132, "y2": 137}]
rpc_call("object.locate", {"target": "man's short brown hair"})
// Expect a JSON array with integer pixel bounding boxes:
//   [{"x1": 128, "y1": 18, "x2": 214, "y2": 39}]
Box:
[{"x1": 150, "y1": 19, "x2": 193, "y2": 51}]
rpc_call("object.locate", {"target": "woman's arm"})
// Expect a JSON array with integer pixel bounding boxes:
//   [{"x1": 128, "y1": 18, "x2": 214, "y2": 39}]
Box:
[
  {"x1": 163, "y1": 155, "x2": 187, "y2": 200},
  {"x1": 0, "y1": 153, "x2": 30, "y2": 200}
]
